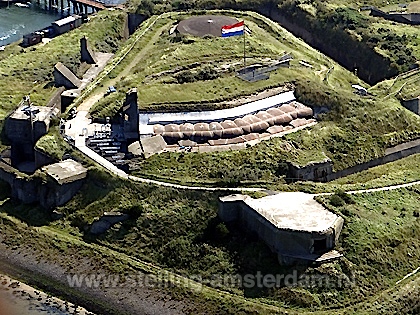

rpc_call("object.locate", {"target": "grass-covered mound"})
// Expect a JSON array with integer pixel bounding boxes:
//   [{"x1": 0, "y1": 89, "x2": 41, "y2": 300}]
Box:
[
  {"x1": 109, "y1": 11, "x2": 420, "y2": 186},
  {"x1": 90, "y1": 10, "x2": 360, "y2": 117},
  {"x1": 128, "y1": 0, "x2": 420, "y2": 83}
]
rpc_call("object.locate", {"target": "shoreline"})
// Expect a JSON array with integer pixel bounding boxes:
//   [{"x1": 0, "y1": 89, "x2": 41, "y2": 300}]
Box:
[
  {"x1": 0, "y1": 272, "x2": 95, "y2": 315},
  {"x1": 0, "y1": 226, "x2": 192, "y2": 315}
]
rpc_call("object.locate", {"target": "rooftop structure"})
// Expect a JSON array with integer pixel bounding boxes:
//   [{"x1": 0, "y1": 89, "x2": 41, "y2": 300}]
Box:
[
  {"x1": 244, "y1": 193, "x2": 340, "y2": 232},
  {"x1": 52, "y1": 15, "x2": 82, "y2": 35}
]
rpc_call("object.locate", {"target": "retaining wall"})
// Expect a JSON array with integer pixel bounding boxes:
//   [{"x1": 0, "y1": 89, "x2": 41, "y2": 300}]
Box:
[
  {"x1": 0, "y1": 161, "x2": 85, "y2": 209},
  {"x1": 290, "y1": 139, "x2": 420, "y2": 182}
]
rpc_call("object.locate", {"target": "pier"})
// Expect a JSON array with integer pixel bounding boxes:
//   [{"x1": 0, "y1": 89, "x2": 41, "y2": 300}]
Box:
[
  {"x1": 0, "y1": 0, "x2": 23, "y2": 7},
  {"x1": 35, "y1": 0, "x2": 105, "y2": 15}
]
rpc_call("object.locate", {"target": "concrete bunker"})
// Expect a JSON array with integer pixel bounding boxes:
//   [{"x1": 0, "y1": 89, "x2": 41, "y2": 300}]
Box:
[
  {"x1": 219, "y1": 192, "x2": 344, "y2": 265},
  {"x1": 5, "y1": 98, "x2": 59, "y2": 172}
]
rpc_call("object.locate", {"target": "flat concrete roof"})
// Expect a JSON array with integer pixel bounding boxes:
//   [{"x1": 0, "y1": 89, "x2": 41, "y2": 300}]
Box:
[
  {"x1": 10, "y1": 104, "x2": 56, "y2": 122},
  {"x1": 243, "y1": 192, "x2": 341, "y2": 233},
  {"x1": 43, "y1": 159, "x2": 87, "y2": 185},
  {"x1": 139, "y1": 91, "x2": 296, "y2": 134}
]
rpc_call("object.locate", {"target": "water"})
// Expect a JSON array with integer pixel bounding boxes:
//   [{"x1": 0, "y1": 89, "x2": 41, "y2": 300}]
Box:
[{"x1": 0, "y1": 4, "x2": 60, "y2": 46}]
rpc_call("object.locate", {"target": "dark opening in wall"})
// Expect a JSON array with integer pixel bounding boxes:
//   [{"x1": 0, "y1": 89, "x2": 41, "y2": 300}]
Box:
[{"x1": 313, "y1": 238, "x2": 327, "y2": 253}]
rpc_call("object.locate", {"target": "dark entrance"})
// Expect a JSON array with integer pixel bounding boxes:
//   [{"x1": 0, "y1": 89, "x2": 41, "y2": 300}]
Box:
[{"x1": 313, "y1": 238, "x2": 327, "y2": 253}]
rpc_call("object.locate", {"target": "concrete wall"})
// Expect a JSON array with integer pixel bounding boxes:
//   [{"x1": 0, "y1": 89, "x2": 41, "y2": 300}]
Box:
[
  {"x1": 288, "y1": 138, "x2": 420, "y2": 182},
  {"x1": 402, "y1": 98, "x2": 420, "y2": 115},
  {"x1": 80, "y1": 36, "x2": 97, "y2": 64},
  {"x1": 122, "y1": 88, "x2": 139, "y2": 139},
  {"x1": 46, "y1": 86, "x2": 66, "y2": 113},
  {"x1": 218, "y1": 196, "x2": 340, "y2": 264},
  {"x1": 34, "y1": 148, "x2": 56, "y2": 170},
  {"x1": 288, "y1": 159, "x2": 333, "y2": 182},
  {"x1": 370, "y1": 8, "x2": 420, "y2": 25},
  {"x1": 127, "y1": 13, "x2": 147, "y2": 35},
  {"x1": 326, "y1": 138, "x2": 420, "y2": 181},
  {"x1": 0, "y1": 161, "x2": 85, "y2": 209},
  {"x1": 39, "y1": 180, "x2": 84, "y2": 209}
]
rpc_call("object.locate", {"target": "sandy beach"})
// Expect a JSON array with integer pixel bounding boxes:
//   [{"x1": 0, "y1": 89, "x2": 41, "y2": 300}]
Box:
[{"x1": 0, "y1": 273, "x2": 96, "y2": 315}]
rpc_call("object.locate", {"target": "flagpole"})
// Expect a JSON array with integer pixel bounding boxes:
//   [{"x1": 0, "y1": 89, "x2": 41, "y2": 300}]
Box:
[{"x1": 243, "y1": 21, "x2": 246, "y2": 69}]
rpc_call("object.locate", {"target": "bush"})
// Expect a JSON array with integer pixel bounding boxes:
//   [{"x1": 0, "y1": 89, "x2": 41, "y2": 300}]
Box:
[
  {"x1": 330, "y1": 194, "x2": 345, "y2": 207},
  {"x1": 330, "y1": 190, "x2": 354, "y2": 207},
  {"x1": 175, "y1": 66, "x2": 220, "y2": 84}
]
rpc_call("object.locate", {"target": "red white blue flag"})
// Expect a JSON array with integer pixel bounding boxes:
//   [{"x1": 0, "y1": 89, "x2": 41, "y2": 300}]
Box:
[{"x1": 221, "y1": 21, "x2": 245, "y2": 37}]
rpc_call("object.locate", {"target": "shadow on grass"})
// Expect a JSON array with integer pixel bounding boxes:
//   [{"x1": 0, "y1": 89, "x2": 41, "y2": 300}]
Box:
[
  {"x1": 0, "y1": 199, "x2": 52, "y2": 226},
  {"x1": 201, "y1": 217, "x2": 310, "y2": 299}
]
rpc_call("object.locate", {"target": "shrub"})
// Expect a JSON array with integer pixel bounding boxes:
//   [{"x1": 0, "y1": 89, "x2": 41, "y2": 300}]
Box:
[{"x1": 330, "y1": 194, "x2": 345, "y2": 207}]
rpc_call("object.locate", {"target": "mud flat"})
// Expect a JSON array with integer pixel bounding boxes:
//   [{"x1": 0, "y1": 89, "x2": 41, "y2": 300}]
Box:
[{"x1": 0, "y1": 273, "x2": 95, "y2": 315}]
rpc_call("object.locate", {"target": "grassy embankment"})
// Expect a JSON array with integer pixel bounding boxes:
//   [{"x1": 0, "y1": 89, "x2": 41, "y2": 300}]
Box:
[
  {"x1": 0, "y1": 165, "x2": 418, "y2": 314},
  {"x1": 92, "y1": 10, "x2": 420, "y2": 187},
  {"x1": 89, "y1": 10, "x2": 345, "y2": 117}
]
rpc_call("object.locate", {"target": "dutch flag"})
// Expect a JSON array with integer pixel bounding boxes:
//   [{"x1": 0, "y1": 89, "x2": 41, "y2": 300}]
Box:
[{"x1": 221, "y1": 21, "x2": 245, "y2": 37}]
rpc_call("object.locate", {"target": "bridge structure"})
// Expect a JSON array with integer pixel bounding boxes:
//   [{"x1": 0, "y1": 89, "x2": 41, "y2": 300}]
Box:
[{"x1": 35, "y1": 0, "x2": 105, "y2": 15}]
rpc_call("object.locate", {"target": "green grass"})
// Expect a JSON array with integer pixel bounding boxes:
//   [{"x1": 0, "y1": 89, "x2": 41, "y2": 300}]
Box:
[
  {"x1": 0, "y1": 10, "x2": 126, "y2": 122},
  {"x1": 4, "y1": 165, "x2": 419, "y2": 313},
  {"x1": 35, "y1": 127, "x2": 73, "y2": 161},
  {"x1": 330, "y1": 153, "x2": 420, "y2": 188},
  {"x1": 89, "y1": 10, "x2": 361, "y2": 117}
]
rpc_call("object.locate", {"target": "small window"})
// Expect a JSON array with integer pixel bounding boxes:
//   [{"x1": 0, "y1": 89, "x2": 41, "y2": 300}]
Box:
[{"x1": 313, "y1": 238, "x2": 327, "y2": 253}]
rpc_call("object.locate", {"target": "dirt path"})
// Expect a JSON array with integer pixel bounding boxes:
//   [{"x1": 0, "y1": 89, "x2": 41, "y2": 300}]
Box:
[{"x1": 77, "y1": 21, "x2": 172, "y2": 113}]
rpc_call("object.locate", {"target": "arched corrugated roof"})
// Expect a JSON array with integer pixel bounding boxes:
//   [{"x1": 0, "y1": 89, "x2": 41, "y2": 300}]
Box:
[
  {"x1": 267, "y1": 108, "x2": 284, "y2": 116},
  {"x1": 278, "y1": 113, "x2": 293, "y2": 125},
  {"x1": 164, "y1": 124, "x2": 180, "y2": 132},
  {"x1": 196, "y1": 131, "x2": 214, "y2": 139},
  {"x1": 194, "y1": 122, "x2": 210, "y2": 131},
  {"x1": 193, "y1": 123, "x2": 213, "y2": 140},
  {"x1": 153, "y1": 124, "x2": 165, "y2": 134},
  {"x1": 209, "y1": 122, "x2": 223, "y2": 138},
  {"x1": 162, "y1": 132, "x2": 184, "y2": 144},
  {"x1": 297, "y1": 107, "x2": 313, "y2": 118},
  {"x1": 223, "y1": 127, "x2": 243, "y2": 137},
  {"x1": 180, "y1": 123, "x2": 195, "y2": 137},
  {"x1": 279, "y1": 104, "x2": 298, "y2": 119},
  {"x1": 221, "y1": 120, "x2": 238, "y2": 129},
  {"x1": 234, "y1": 118, "x2": 251, "y2": 133},
  {"x1": 250, "y1": 121, "x2": 269, "y2": 132},
  {"x1": 242, "y1": 115, "x2": 261, "y2": 124},
  {"x1": 256, "y1": 111, "x2": 275, "y2": 126}
]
